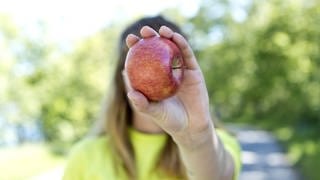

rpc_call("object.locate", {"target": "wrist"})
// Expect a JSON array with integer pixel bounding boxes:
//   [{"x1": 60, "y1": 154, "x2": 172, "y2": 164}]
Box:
[
  {"x1": 172, "y1": 123, "x2": 216, "y2": 151},
  {"x1": 172, "y1": 124, "x2": 225, "y2": 180}
]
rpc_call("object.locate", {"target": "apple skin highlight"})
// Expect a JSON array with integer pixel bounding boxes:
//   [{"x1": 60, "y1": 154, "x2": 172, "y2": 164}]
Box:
[{"x1": 125, "y1": 36, "x2": 184, "y2": 101}]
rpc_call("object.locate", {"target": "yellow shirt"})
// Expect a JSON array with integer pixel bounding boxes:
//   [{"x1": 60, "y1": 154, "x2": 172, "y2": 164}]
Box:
[{"x1": 63, "y1": 128, "x2": 241, "y2": 180}]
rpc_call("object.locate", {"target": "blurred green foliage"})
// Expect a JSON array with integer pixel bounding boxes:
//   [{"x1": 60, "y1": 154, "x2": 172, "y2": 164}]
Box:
[
  {"x1": 38, "y1": 29, "x2": 119, "y2": 148},
  {"x1": 189, "y1": 0, "x2": 320, "y2": 179},
  {"x1": 192, "y1": 0, "x2": 320, "y2": 129},
  {"x1": 0, "y1": 0, "x2": 319, "y2": 179},
  {"x1": 1, "y1": 15, "x2": 120, "y2": 150}
]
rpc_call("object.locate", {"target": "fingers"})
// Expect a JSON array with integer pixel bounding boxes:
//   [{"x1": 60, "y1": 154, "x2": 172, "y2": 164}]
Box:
[
  {"x1": 123, "y1": 70, "x2": 151, "y2": 112},
  {"x1": 127, "y1": 91, "x2": 149, "y2": 111},
  {"x1": 160, "y1": 26, "x2": 199, "y2": 70},
  {"x1": 159, "y1": 26, "x2": 174, "y2": 39},
  {"x1": 171, "y1": 32, "x2": 199, "y2": 70},
  {"x1": 140, "y1": 26, "x2": 159, "y2": 38},
  {"x1": 123, "y1": 70, "x2": 164, "y2": 119},
  {"x1": 126, "y1": 25, "x2": 199, "y2": 70},
  {"x1": 122, "y1": 70, "x2": 133, "y2": 92},
  {"x1": 126, "y1": 34, "x2": 140, "y2": 48},
  {"x1": 127, "y1": 89, "x2": 164, "y2": 119},
  {"x1": 126, "y1": 26, "x2": 159, "y2": 48}
]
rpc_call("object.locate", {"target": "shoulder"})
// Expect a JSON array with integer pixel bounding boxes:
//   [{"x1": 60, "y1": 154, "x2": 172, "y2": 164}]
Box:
[
  {"x1": 63, "y1": 136, "x2": 111, "y2": 180},
  {"x1": 66, "y1": 135, "x2": 112, "y2": 165},
  {"x1": 69, "y1": 136, "x2": 109, "y2": 156}
]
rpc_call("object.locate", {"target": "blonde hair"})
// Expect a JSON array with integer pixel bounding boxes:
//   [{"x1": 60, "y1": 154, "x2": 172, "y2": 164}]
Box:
[{"x1": 92, "y1": 16, "x2": 187, "y2": 179}]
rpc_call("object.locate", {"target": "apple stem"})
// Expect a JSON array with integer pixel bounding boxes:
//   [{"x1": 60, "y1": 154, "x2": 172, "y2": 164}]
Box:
[{"x1": 172, "y1": 57, "x2": 183, "y2": 69}]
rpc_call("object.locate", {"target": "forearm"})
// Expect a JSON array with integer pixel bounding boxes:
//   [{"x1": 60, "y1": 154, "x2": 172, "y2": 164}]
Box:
[{"x1": 172, "y1": 124, "x2": 235, "y2": 180}]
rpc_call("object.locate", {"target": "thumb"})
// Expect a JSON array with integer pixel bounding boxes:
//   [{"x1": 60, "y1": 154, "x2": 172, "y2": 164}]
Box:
[{"x1": 127, "y1": 91, "x2": 164, "y2": 120}]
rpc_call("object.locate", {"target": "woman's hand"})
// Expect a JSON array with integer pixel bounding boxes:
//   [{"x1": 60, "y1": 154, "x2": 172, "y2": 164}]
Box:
[{"x1": 124, "y1": 25, "x2": 213, "y2": 148}]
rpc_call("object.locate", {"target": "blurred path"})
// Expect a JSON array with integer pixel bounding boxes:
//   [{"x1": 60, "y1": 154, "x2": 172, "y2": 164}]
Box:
[{"x1": 228, "y1": 125, "x2": 302, "y2": 180}]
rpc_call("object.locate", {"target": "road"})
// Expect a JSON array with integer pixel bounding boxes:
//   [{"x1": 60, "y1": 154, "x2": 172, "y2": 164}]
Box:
[{"x1": 230, "y1": 125, "x2": 302, "y2": 180}]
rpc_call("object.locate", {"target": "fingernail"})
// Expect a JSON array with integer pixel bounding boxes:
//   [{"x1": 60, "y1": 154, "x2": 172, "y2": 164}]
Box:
[
  {"x1": 162, "y1": 26, "x2": 171, "y2": 32},
  {"x1": 128, "y1": 92, "x2": 144, "y2": 112},
  {"x1": 127, "y1": 91, "x2": 139, "y2": 104}
]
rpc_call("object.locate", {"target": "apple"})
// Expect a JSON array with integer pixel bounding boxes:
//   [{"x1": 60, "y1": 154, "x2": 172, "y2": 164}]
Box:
[{"x1": 125, "y1": 36, "x2": 184, "y2": 101}]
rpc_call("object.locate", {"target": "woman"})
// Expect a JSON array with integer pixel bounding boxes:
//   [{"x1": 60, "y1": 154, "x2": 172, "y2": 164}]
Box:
[{"x1": 63, "y1": 16, "x2": 241, "y2": 180}]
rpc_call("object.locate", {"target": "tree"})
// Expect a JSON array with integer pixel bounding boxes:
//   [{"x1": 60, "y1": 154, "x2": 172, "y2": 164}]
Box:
[{"x1": 189, "y1": 0, "x2": 320, "y2": 179}]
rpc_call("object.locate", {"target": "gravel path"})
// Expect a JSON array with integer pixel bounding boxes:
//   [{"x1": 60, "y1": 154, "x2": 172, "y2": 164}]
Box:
[{"x1": 230, "y1": 126, "x2": 302, "y2": 180}]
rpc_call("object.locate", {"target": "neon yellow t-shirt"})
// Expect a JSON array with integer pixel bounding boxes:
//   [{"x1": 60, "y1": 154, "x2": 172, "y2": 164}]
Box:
[{"x1": 63, "y1": 128, "x2": 241, "y2": 180}]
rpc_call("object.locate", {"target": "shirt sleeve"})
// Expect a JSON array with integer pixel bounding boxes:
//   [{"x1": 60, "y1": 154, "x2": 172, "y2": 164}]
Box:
[{"x1": 216, "y1": 129, "x2": 242, "y2": 180}]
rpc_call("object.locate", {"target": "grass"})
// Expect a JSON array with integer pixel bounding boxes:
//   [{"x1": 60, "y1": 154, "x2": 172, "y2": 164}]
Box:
[{"x1": 0, "y1": 143, "x2": 66, "y2": 180}]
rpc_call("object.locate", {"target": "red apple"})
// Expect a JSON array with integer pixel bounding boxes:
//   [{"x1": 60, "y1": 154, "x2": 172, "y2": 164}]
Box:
[{"x1": 125, "y1": 36, "x2": 184, "y2": 101}]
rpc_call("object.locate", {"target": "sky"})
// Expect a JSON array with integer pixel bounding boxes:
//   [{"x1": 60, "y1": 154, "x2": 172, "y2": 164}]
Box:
[{"x1": 0, "y1": 0, "x2": 201, "y2": 44}]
